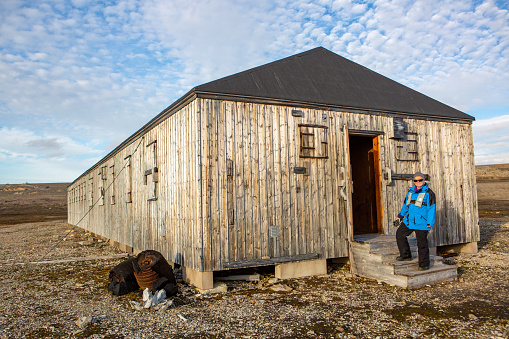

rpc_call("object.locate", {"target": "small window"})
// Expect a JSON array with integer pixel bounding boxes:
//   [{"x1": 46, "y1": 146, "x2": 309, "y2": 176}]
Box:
[
  {"x1": 98, "y1": 181, "x2": 104, "y2": 206},
  {"x1": 144, "y1": 167, "x2": 158, "y2": 201},
  {"x1": 98, "y1": 167, "x2": 106, "y2": 206},
  {"x1": 99, "y1": 166, "x2": 107, "y2": 180},
  {"x1": 396, "y1": 132, "x2": 419, "y2": 161},
  {"x1": 88, "y1": 178, "x2": 94, "y2": 207},
  {"x1": 110, "y1": 164, "x2": 115, "y2": 205},
  {"x1": 299, "y1": 124, "x2": 328, "y2": 158},
  {"x1": 145, "y1": 140, "x2": 158, "y2": 201},
  {"x1": 125, "y1": 155, "x2": 133, "y2": 203},
  {"x1": 393, "y1": 117, "x2": 406, "y2": 139}
]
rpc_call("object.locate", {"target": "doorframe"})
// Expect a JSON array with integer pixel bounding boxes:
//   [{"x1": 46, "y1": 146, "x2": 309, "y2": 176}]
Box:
[
  {"x1": 346, "y1": 129, "x2": 384, "y2": 236},
  {"x1": 343, "y1": 125, "x2": 357, "y2": 275},
  {"x1": 372, "y1": 135, "x2": 384, "y2": 233},
  {"x1": 345, "y1": 127, "x2": 385, "y2": 275},
  {"x1": 343, "y1": 125, "x2": 354, "y2": 243}
]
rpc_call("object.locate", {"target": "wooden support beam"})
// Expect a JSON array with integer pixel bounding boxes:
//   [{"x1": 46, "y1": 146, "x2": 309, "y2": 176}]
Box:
[
  {"x1": 215, "y1": 274, "x2": 260, "y2": 282},
  {"x1": 223, "y1": 253, "x2": 319, "y2": 269},
  {"x1": 275, "y1": 259, "x2": 327, "y2": 279},
  {"x1": 182, "y1": 266, "x2": 214, "y2": 290}
]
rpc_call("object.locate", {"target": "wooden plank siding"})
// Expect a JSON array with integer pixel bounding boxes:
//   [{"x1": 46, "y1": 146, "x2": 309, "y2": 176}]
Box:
[
  {"x1": 68, "y1": 98, "x2": 479, "y2": 273},
  {"x1": 68, "y1": 100, "x2": 203, "y2": 270}
]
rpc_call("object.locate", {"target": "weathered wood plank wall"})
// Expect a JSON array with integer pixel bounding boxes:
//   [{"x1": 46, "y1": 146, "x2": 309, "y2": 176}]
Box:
[
  {"x1": 198, "y1": 99, "x2": 478, "y2": 271},
  {"x1": 68, "y1": 97, "x2": 479, "y2": 273},
  {"x1": 69, "y1": 100, "x2": 203, "y2": 270}
]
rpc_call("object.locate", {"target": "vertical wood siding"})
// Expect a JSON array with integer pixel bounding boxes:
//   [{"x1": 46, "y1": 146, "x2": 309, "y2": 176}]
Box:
[
  {"x1": 68, "y1": 100, "x2": 203, "y2": 270},
  {"x1": 68, "y1": 97, "x2": 479, "y2": 272}
]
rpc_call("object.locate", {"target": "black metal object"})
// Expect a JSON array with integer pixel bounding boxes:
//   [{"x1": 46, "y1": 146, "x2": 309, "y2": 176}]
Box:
[
  {"x1": 146, "y1": 140, "x2": 157, "y2": 147},
  {"x1": 292, "y1": 109, "x2": 304, "y2": 117},
  {"x1": 294, "y1": 167, "x2": 307, "y2": 174},
  {"x1": 298, "y1": 123, "x2": 328, "y2": 129},
  {"x1": 145, "y1": 167, "x2": 158, "y2": 176}
]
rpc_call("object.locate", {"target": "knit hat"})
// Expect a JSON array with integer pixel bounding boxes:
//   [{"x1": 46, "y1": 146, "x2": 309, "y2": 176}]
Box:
[{"x1": 413, "y1": 171, "x2": 425, "y2": 180}]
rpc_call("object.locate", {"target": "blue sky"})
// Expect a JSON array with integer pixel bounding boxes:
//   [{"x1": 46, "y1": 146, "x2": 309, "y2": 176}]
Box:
[{"x1": 0, "y1": 0, "x2": 508, "y2": 184}]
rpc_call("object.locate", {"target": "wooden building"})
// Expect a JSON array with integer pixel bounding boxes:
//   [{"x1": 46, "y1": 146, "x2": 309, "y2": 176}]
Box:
[{"x1": 68, "y1": 47, "x2": 478, "y2": 289}]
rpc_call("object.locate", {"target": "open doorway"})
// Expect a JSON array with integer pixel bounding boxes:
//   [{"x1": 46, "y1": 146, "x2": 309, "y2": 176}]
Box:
[{"x1": 348, "y1": 135, "x2": 383, "y2": 234}]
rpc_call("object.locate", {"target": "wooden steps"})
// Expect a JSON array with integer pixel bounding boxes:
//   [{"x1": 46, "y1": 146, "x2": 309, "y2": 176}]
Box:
[{"x1": 350, "y1": 234, "x2": 458, "y2": 289}]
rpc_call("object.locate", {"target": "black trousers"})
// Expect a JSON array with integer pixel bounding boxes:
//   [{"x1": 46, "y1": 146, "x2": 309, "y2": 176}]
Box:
[{"x1": 396, "y1": 223, "x2": 430, "y2": 267}]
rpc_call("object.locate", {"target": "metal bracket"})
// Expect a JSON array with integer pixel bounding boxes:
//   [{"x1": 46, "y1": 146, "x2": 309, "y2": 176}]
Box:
[
  {"x1": 385, "y1": 167, "x2": 392, "y2": 185},
  {"x1": 294, "y1": 167, "x2": 307, "y2": 174},
  {"x1": 292, "y1": 109, "x2": 304, "y2": 117}
]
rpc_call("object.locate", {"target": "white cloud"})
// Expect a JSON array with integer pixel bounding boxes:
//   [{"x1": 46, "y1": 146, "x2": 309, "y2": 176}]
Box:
[
  {"x1": 321, "y1": 0, "x2": 509, "y2": 113},
  {"x1": 473, "y1": 114, "x2": 509, "y2": 130},
  {"x1": 0, "y1": 0, "x2": 180, "y2": 149},
  {"x1": 473, "y1": 153, "x2": 509, "y2": 166},
  {"x1": 0, "y1": 127, "x2": 101, "y2": 159},
  {"x1": 136, "y1": 0, "x2": 281, "y2": 87},
  {"x1": 0, "y1": 0, "x2": 508, "y2": 182},
  {"x1": 473, "y1": 115, "x2": 509, "y2": 165},
  {"x1": 0, "y1": 126, "x2": 105, "y2": 183},
  {"x1": 0, "y1": 150, "x2": 99, "y2": 183}
]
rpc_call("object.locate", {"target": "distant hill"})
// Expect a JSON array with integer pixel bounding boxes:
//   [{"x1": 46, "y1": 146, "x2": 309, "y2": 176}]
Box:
[
  {"x1": 476, "y1": 163, "x2": 509, "y2": 180},
  {"x1": 0, "y1": 182, "x2": 69, "y2": 225}
]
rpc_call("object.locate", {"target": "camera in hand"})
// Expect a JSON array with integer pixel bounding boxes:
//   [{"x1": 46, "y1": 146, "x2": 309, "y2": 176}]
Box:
[{"x1": 393, "y1": 219, "x2": 401, "y2": 227}]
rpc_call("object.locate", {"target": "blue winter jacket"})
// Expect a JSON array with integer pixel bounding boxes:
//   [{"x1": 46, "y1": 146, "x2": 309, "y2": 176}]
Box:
[{"x1": 397, "y1": 183, "x2": 436, "y2": 231}]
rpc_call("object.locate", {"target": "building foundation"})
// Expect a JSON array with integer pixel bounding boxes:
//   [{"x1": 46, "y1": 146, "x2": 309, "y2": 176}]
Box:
[{"x1": 275, "y1": 259, "x2": 327, "y2": 280}]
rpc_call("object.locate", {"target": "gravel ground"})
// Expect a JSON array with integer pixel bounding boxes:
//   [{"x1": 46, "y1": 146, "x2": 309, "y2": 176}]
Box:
[{"x1": 0, "y1": 218, "x2": 508, "y2": 339}]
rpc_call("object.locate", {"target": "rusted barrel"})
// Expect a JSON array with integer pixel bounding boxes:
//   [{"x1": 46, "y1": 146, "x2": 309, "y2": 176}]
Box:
[
  {"x1": 133, "y1": 250, "x2": 176, "y2": 291},
  {"x1": 133, "y1": 268, "x2": 159, "y2": 290}
]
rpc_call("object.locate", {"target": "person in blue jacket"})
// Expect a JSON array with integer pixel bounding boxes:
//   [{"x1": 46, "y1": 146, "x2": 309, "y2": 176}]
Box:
[{"x1": 395, "y1": 172, "x2": 436, "y2": 271}]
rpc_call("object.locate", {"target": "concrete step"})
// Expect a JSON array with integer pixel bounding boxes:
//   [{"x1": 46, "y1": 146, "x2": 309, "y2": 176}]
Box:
[{"x1": 351, "y1": 234, "x2": 458, "y2": 289}]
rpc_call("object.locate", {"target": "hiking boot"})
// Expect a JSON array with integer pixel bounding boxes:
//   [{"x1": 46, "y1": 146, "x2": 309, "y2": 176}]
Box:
[
  {"x1": 418, "y1": 266, "x2": 429, "y2": 271},
  {"x1": 396, "y1": 256, "x2": 412, "y2": 261}
]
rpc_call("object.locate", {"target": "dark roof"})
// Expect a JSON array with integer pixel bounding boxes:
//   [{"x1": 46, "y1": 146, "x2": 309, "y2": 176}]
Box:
[
  {"x1": 194, "y1": 47, "x2": 473, "y2": 121},
  {"x1": 72, "y1": 47, "x2": 474, "y2": 183}
]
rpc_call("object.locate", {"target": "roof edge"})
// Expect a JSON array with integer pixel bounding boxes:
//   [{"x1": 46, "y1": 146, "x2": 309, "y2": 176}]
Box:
[
  {"x1": 71, "y1": 88, "x2": 473, "y2": 185},
  {"x1": 71, "y1": 90, "x2": 198, "y2": 184},
  {"x1": 195, "y1": 91, "x2": 475, "y2": 122}
]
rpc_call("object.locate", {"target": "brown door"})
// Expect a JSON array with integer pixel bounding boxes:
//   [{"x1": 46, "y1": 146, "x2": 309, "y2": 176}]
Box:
[{"x1": 348, "y1": 134, "x2": 382, "y2": 234}]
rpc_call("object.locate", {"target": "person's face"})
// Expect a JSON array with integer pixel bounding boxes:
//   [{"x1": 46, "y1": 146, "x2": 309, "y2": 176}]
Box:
[{"x1": 413, "y1": 176, "x2": 425, "y2": 188}]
